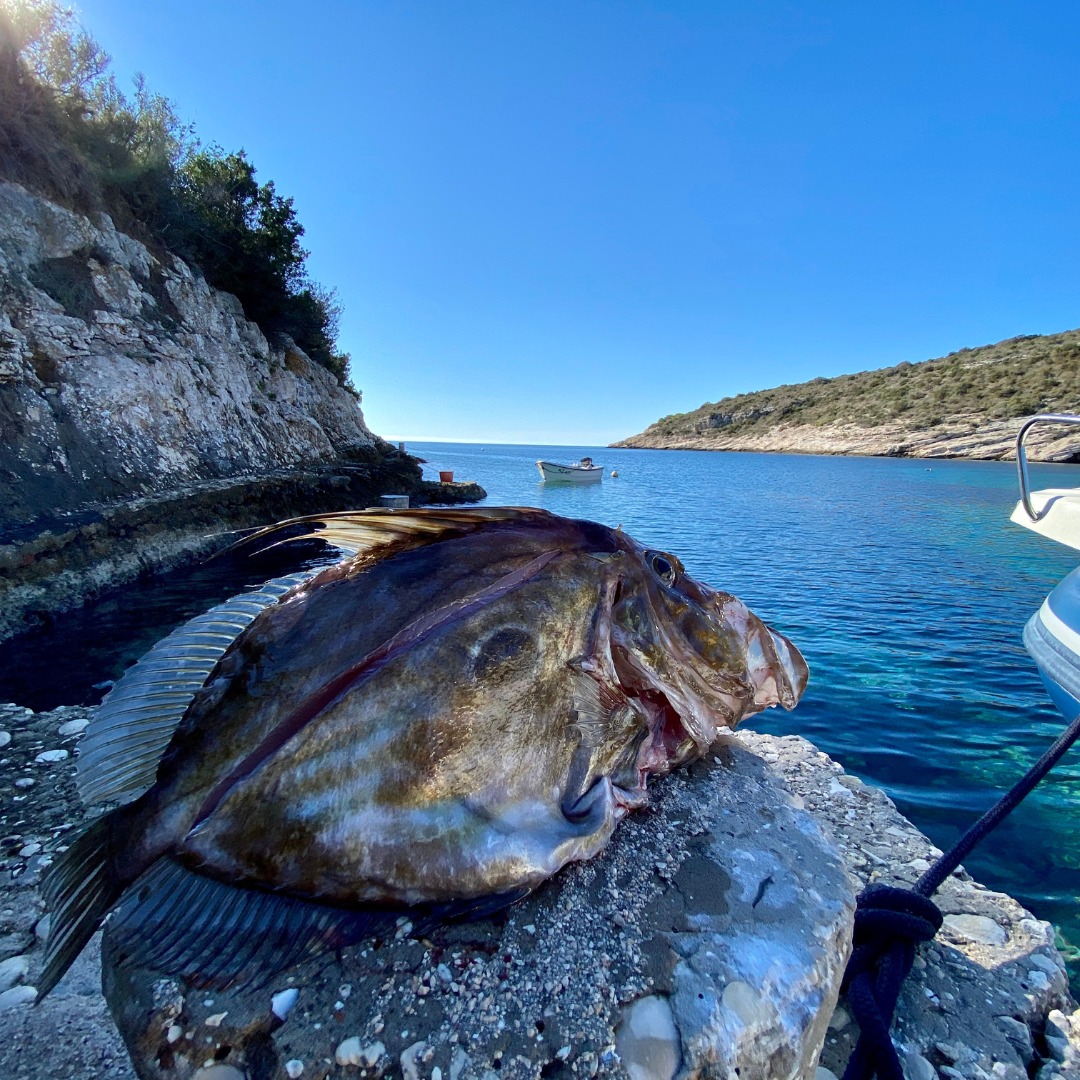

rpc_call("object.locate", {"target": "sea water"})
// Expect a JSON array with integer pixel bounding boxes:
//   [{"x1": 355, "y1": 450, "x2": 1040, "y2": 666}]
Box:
[{"x1": 3, "y1": 443, "x2": 1080, "y2": 978}]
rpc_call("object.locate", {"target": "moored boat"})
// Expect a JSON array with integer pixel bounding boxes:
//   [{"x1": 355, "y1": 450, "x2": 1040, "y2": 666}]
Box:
[
  {"x1": 536, "y1": 456, "x2": 604, "y2": 483},
  {"x1": 1012, "y1": 414, "x2": 1080, "y2": 718}
]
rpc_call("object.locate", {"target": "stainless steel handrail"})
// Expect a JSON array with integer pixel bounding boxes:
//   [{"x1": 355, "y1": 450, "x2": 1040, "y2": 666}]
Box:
[{"x1": 1015, "y1": 414, "x2": 1080, "y2": 520}]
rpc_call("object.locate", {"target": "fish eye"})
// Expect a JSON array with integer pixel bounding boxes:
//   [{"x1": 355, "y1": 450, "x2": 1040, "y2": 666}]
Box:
[{"x1": 648, "y1": 552, "x2": 677, "y2": 585}]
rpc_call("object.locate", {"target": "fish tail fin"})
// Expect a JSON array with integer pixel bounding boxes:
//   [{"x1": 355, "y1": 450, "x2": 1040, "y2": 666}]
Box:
[{"x1": 38, "y1": 816, "x2": 121, "y2": 1000}]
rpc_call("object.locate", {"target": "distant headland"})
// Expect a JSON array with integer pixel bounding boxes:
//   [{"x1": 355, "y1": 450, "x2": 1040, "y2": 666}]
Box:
[{"x1": 612, "y1": 330, "x2": 1080, "y2": 462}]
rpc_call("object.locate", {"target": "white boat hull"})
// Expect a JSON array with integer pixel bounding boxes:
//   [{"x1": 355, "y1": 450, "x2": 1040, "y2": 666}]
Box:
[{"x1": 536, "y1": 460, "x2": 603, "y2": 483}]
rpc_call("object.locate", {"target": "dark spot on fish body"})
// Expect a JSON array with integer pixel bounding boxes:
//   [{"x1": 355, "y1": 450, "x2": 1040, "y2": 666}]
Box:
[{"x1": 472, "y1": 627, "x2": 532, "y2": 680}]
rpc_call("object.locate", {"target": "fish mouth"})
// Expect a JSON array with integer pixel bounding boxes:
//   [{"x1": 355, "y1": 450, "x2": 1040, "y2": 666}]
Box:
[{"x1": 607, "y1": 648, "x2": 696, "y2": 815}]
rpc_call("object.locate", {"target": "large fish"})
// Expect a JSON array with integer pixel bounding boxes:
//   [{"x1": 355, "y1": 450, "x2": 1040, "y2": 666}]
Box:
[{"x1": 41, "y1": 508, "x2": 807, "y2": 995}]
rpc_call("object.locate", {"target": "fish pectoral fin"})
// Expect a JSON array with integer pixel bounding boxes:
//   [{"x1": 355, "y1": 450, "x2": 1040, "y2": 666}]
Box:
[
  {"x1": 78, "y1": 571, "x2": 316, "y2": 807},
  {"x1": 571, "y1": 672, "x2": 631, "y2": 748},
  {"x1": 106, "y1": 859, "x2": 394, "y2": 990}
]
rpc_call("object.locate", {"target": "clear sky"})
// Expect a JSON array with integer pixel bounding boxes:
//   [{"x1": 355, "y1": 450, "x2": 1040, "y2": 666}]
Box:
[{"x1": 76, "y1": 0, "x2": 1080, "y2": 445}]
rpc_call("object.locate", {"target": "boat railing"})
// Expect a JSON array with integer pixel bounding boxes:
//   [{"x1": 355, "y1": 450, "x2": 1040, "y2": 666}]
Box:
[{"x1": 1015, "y1": 413, "x2": 1080, "y2": 521}]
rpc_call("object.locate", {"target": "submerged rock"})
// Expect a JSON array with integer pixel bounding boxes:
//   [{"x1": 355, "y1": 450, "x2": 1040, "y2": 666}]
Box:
[{"x1": 101, "y1": 740, "x2": 855, "y2": 1080}]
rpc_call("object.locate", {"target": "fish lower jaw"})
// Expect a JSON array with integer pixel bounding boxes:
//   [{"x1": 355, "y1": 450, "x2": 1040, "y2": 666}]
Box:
[{"x1": 611, "y1": 784, "x2": 649, "y2": 816}]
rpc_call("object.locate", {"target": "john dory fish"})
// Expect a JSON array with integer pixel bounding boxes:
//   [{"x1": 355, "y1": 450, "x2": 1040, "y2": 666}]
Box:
[{"x1": 41, "y1": 508, "x2": 808, "y2": 993}]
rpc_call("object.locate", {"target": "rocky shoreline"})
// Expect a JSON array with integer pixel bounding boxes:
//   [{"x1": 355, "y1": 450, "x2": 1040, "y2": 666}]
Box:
[
  {"x1": 611, "y1": 413, "x2": 1080, "y2": 462},
  {"x1": 0, "y1": 457, "x2": 486, "y2": 644},
  {"x1": 0, "y1": 703, "x2": 1077, "y2": 1080}
]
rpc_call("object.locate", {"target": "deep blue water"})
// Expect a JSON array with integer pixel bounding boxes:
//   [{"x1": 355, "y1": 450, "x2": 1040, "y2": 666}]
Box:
[{"x1": 3, "y1": 443, "x2": 1080, "y2": 974}]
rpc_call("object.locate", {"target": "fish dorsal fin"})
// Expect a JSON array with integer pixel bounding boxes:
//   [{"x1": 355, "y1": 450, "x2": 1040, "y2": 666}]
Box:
[
  {"x1": 231, "y1": 506, "x2": 545, "y2": 560},
  {"x1": 77, "y1": 571, "x2": 314, "y2": 806}
]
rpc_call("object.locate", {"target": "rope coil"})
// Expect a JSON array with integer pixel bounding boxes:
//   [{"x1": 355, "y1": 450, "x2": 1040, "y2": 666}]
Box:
[{"x1": 838, "y1": 711, "x2": 1080, "y2": 1080}]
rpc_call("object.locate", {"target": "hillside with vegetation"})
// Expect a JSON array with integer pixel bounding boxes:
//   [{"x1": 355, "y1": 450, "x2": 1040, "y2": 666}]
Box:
[
  {"x1": 613, "y1": 330, "x2": 1080, "y2": 461},
  {"x1": 0, "y1": 0, "x2": 351, "y2": 384}
]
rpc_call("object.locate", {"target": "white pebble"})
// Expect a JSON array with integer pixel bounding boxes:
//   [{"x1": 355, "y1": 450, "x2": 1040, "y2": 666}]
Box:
[
  {"x1": 0, "y1": 955, "x2": 29, "y2": 992},
  {"x1": 437, "y1": 963, "x2": 452, "y2": 983},
  {"x1": 58, "y1": 718, "x2": 89, "y2": 736},
  {"x1": 18, "y1": 843, "x2": 41, "y2": 858},
  {"x1": 338, "y1": 983, "x2": 352, "y2": 999},
  {"x1": 205, "y1": 1012, "x2": 228, "y2": 1027},
  {"x1": 271, "y1": 987, "x2": 299, "y2": 1020},
  {"x1": 334, "y1": 1000, "x2": 345, "y2": 1011},
  {"x1": 336, "y1": 1037, "x2": 364, "y2": 1066},
  {"x1": 34, "y1": 915, "x2": 50, "y2": 943},
  {"x1": 433, "y1": 1067, "x2": 443, "y2": 1080},
  {"x1": 524, "y1": 924, "x2": 536, "y2": 935},
  {"x1": 556, "y1": 1047, "x2": 571, "y2": 1061},
  {"x1": 167, "y1": 1024, "x2": 183, "y2": 1043},
  {"x1": 0, "y1": 985, "x2": 37, "y2": 1011},
  {"x1": 192, "y1": 1066, "x2": 244, "y2": 1080},
  {"x1": 35, "y1": 749, "x2": 68, "y2": 763},
  {"x1": 13, "y1": 778, "x2": 33, "y2": 789},
  {"x1": 450, "y1": 1048, "x2": 471, "y2": 1080},
  {"x1": 0, "y1": 732, "x2": 10, "y2": 749},
  {"x1": 394, "y1": 920, "x2": 414, "y2": 940},
  {"x1": 362, "y1": 1042, "x2": 386, "y2": 1067},
  {"x1": 285, "y1": 1060, "x2": 304, "y2": 1078},
  {"x1": 401, "y1": 1042, "x2": 428, "y2": 1080}
]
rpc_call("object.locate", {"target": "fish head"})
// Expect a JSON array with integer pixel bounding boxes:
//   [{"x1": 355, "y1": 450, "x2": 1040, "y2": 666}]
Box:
[{"x1": 599, "y1": 535, "x2": 808, "y2": 780}]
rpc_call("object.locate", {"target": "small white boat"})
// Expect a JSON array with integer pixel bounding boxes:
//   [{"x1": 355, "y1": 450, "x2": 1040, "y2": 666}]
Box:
[{"x1": 536, "y1": 456, "x2": 603, "y2": 483}]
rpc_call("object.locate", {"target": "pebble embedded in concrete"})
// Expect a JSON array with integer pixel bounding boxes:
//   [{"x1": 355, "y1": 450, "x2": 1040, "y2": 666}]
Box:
[
  {"x1": 401, "y1": 1040, "x2": 429, "y2": 1080},
  {"x1": 335, "y1": 1036, "x2": 364, "y2": 1066},
  {"x1": 942, "y1": 914, "x2": 1008, "y2": 946},
  {"x1": 192, "y1": 1066, "x2": 245, "y2": 1080},
  {"x1": 0, "y1": 955, "x2": 29, "y2": 992},
  {"x1": 0, "y1": 984, "x2": 37, "y2": 1010},
  {"x1": 616, "y1": 995, "x2": 681, "y2": 1080}
]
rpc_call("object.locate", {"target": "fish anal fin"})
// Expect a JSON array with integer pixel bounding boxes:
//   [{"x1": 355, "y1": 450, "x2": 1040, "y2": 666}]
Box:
[{"x1": 106, "y1": 859, "x2": 395, "y2": 991}]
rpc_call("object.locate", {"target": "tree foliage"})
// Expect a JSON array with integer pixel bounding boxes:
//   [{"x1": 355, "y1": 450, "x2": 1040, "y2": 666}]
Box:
[{"x1": 0, "y1": 0, "x2": 351, "y2": 384}]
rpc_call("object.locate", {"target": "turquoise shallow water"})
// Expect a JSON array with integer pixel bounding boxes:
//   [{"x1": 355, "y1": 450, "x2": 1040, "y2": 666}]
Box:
[
  {"x1": 3, "y1": 442, "x2": 1080, "y2": 977},
  {"x1": 412, "y1": 442, "x2": 1080, "y2": 969}
]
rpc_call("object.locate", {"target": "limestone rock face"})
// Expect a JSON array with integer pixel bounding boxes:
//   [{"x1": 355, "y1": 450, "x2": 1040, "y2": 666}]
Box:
[
  {"x1": 99, "y1": 740, "x2": 856, "y2": 1080},
  {"x1": 0, "y1": 181, "x2": 376, "y2": 527}
]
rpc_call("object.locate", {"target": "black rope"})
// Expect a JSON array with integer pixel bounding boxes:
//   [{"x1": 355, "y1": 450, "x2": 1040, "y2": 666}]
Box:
[{"x1": 841, "y1": 710, "x2": 1080, "y2": 1080}]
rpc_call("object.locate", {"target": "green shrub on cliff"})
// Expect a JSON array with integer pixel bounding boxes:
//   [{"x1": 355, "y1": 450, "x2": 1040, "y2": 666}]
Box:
[
  {"x1": 0, "y1": 0, "x2": 352, "y2": 386},
  {"x1": 637, "y1": 330, "x2": 1080, "y2": 441}
]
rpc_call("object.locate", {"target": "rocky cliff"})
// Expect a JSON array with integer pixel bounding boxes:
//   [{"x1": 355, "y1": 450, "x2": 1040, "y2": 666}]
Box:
[
  {"x1": 613, "y1": 331, "x2": 1080, "y2": 461},
  {"x1": 0, "y1": 181, "x2": 484, "y2": 641},
  {"x1": 0, "y1": 180, "x2": 378, "y2": 526}
]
